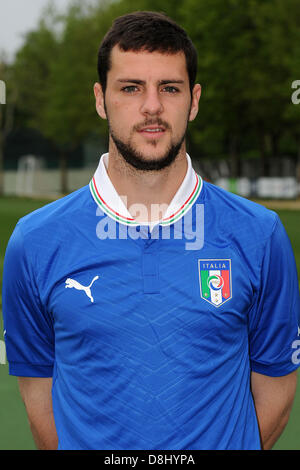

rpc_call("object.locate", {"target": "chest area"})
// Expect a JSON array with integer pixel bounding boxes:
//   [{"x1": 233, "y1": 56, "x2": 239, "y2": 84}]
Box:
[{"x1": 46, "y1": 239, "x2": 255, "y2": 351}]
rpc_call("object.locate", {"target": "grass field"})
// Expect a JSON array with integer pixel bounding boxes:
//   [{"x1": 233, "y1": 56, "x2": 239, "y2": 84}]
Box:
[{"x1": 0, "y1": 196, "x2": 299, "y2": 450}]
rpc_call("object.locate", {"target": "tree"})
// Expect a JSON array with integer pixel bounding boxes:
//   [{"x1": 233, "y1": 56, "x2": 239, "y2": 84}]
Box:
[
  {"x1": 33, "y1": 0, "x2": 129, "y2": 192},
  {"x1": 180, "y1": 0, "x2": 300, "y2": 176}
]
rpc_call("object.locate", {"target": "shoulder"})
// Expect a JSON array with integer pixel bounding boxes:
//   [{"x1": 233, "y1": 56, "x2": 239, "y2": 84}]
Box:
[
  {"x1": 7, "y1": 186, "x2": 94, "y2": 261},
  {"x1": 16, "y1": 185, "x2": 91, "y2": 239},
  {"x1": 201, "y1": 180, "x2": 279, "y2": 242},
  {"x1": 5, "y1": 186, "x2": 95, "y2": 281}
]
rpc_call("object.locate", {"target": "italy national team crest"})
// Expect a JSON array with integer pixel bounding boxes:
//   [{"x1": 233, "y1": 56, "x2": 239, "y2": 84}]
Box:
[{"x1": 198, "y1": 259, "x2": 232, "y2": 307}]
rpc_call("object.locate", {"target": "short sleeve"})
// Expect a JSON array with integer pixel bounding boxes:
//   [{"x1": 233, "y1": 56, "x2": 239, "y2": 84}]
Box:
[
  {"x1": 248, "y1": 215, "x2": 300, "y2": 377},
  {"x1": 2, "y1": 222, "x2": 54, "y2": 377}
]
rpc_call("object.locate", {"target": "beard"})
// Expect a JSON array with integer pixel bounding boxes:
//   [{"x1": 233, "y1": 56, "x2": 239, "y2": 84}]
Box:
[
  {"x1": 110, "y1": 131, "x2": 185, "y2": 171},
  {"x1": 107, "y1": 117, "x2": 188, "y2": 172}
]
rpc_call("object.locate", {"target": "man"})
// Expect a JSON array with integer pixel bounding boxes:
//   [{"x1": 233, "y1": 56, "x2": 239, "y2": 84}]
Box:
[{"x1": 2, "y1": 11, "x2": 300, "y2": 451}]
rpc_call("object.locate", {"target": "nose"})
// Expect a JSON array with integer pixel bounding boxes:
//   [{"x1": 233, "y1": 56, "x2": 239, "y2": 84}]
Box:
[{"x1": 140, "y1": 87, "x2": 164, "y2": 116}]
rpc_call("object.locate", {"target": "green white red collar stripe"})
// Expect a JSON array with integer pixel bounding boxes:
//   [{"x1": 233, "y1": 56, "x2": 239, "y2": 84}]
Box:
[
  {"x1": 159, "y1": 173, "x2": 201, "y2": 225},
  {"x1": 89, "y1": 153, "x2": 202, "y2": 226},
  {"x1": 90, "y1": 177, "x2": 136, "y2": 224}
]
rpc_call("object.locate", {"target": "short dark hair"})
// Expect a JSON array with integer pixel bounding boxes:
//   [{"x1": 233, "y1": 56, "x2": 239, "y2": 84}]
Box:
[{"x1": 97, "y1": 11, "x2": 198, "y2": 95}]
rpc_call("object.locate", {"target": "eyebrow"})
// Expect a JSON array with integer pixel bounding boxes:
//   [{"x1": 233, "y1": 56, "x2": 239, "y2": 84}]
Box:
[{"x1": 117, "y1": 79, "x2": 185, "y2": 85}]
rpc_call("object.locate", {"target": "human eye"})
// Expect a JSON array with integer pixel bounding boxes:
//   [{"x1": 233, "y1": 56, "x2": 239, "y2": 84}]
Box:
[
  {"x1": 121, "y1": 85, "x2": 139, "y2": 93},
  {"x1": 162, "y1": 86, "x2": 180, "y2": 94}
]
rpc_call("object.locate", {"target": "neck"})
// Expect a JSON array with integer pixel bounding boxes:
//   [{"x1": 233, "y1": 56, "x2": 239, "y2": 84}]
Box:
[{"x1": 106, "y1": 139, "x2": 188, "y2": 223}]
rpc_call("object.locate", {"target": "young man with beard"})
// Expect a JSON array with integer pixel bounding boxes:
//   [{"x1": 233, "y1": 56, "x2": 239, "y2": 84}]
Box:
[{"x1": 2, "y1": 11, "x2": 300, "y2": 450}]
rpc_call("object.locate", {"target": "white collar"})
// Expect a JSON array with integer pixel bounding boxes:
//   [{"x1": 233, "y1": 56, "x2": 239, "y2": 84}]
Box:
[{"x1": 89, "y1": 152, "x2": 202, "y2": 227}]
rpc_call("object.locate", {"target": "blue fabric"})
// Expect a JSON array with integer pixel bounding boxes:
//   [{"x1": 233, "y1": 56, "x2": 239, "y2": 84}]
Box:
[{"x1": 2, "y1": 182, "x2": 300, "y2": 450}]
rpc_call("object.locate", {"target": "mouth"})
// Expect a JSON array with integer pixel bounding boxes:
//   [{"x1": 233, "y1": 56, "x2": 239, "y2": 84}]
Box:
[{"x1": 138, "y1": 126, "x2": 166, "y2": 139}]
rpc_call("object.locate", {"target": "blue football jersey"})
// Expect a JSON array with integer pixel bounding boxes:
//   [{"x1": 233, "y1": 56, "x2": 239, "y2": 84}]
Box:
[{"x1": 2, "y1": 153, "x2": 300, "y2": 450}]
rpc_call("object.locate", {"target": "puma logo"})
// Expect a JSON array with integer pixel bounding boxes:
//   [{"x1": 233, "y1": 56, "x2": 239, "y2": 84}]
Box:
[{"x1": 65, "y1": 275, "x2": 99, "y2": 303}]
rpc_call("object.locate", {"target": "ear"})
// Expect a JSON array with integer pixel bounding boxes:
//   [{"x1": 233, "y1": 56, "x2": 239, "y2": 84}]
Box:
[
  {"x1": 188, "y1": 84, "x2": 202, "y2": 122},
  {"x1": 94, "y1": 82, "x2": 107, "y2": 120}
]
